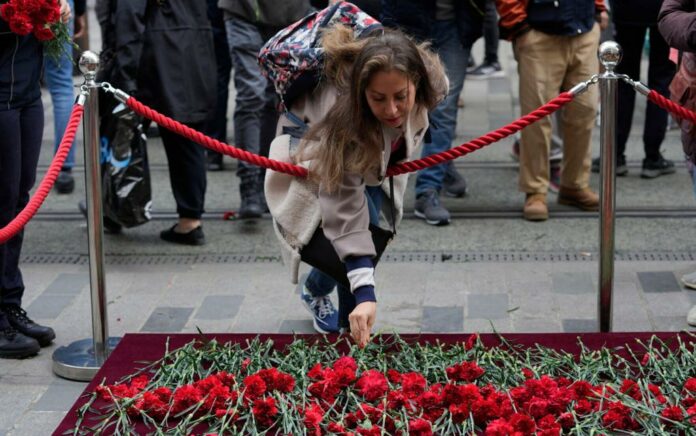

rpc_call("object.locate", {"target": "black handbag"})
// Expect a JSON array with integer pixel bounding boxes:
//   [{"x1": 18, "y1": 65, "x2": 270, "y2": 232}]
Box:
[{"x1": 300, "y1": 178, "x2": 396, "y2": 287}]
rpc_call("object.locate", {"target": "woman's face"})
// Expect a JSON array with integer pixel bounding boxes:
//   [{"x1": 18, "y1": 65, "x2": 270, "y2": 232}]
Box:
[{"x1": 365, "y1": 69, "x2": 416, "y2": 129}]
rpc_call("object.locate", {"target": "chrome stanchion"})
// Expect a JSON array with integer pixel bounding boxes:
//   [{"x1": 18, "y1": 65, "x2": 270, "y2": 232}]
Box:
[
  {"x1": 597, "y1": 42, "x2": 622, "y2": 332},
  {"x1": 52, "y1": 51, "x2": 119, "y2": 381}
]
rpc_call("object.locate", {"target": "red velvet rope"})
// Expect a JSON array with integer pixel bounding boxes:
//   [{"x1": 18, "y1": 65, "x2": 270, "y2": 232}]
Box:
[
  {"x1": 126, "y1": 93, "x2": 575, "y2": 178},
  {"x1": 0, "y1": 104, "x2": 84, "y2": 244},
  {"x1": 647, "y1": 90, "x2": 696, "y2": 125}
]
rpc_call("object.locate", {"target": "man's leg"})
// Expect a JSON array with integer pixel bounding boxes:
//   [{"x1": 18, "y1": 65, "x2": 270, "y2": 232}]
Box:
[
  {"x1": 614, "y1": 23, "x2": 645, "y2": 164},
  {"x1": 414, "y1": 19, "x2": 469, "y2": 226},
  {"x1": 226, "y1": 18, "x2": 270, "y2": 218}
]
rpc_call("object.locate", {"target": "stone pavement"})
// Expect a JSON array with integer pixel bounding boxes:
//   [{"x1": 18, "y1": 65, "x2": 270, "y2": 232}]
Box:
[{"x1": 3, "y1": 4, "x2": 696, "y2": 435}]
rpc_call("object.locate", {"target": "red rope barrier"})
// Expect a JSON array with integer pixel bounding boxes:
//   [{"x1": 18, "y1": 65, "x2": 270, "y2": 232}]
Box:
[
  {"x1": 387, "y1": 92, "x2": 575, "y2": 176},
  {"x1": 647, "y1": 90, "x2": 696, "y2": 125},
  {"x1": 126, "y1": 97, "x2": 309, "y2": 178},
  {"x1": 0, "y1": 104, "x2": 84, "y2": 244},
  {"x1": 126, "y1": 92, "x2": 574, "y2": 179}
]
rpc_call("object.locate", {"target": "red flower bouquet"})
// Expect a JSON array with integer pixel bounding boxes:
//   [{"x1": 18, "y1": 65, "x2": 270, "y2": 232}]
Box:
[
  {"x1": 73, "y1": 334, "x2": 696, "y2": 435},
  {"x1": 0, "y1": 0, "x2": 72, "y2": 61}
]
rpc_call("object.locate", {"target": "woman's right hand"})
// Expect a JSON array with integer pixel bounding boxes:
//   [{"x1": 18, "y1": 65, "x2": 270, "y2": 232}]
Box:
[
  {"x1": 59, "y1": 0, "x2": 72, "y2": 24},
  {"x1": 348, "y1": 301, "x2": 376, "y2": 348}
]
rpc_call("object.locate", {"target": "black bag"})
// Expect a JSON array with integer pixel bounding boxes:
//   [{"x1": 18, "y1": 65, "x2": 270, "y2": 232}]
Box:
[
  {"x1": 100, "y1": 103, "x2": 152, "y2": 228},
  {"x1": 300, "y1": 179, "x2": 396, "y2": 287}
]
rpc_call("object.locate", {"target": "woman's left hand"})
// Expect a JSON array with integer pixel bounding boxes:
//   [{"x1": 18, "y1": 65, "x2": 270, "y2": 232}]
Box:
[
  {"x1": 348, "y1": 302, "x2": 376, "y2": 348},
  {"x1": 59, "y1": 0, "x2": 72, "y2": 24}
]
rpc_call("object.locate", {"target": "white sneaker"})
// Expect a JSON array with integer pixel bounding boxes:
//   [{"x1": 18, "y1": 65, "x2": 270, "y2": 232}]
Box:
[
  {"x1": 681, "y1": 271, "x2": 696, "y2": 290},
  {"x1": 687, "y1": 305, "x2": 696, "y2": 327}
]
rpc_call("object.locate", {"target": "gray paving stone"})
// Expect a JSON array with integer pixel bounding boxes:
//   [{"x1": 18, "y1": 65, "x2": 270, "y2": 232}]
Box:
[
  {"x1": 642, "y1": 293, "x2": 692, "y2": 317},
  {"x1": 488, "y1": 77, "x2": 511, "y2": 95},
  {"x1": 42, "y1": 273, "x2": 88, "y2": 296},
  {"x1": 552, "y1": 272, "x2": 594, "y2": 294},
  {"x1": 652, "y1": 316, "x2": 695, "y2": 331},
  {"x1": 25, "y1": 294, "x2": 75, "y2": 319},
  {"x1": 513, "y1": 318, "x2": 561, "y2": 332},
  {"x1": 685, "y1": 291, "x2": 696, "y2": 304},
  {"x1": 638, "y1": 271, "x2": 681, "y2": 293},
  {"x1": 140, "y1": 307, "x2": 194, "y2": 332},
  {"x1": 467, "y1": 294, "x2": 510, "y2": 319},
  {"x1": 278, "y1": 319, "x2": 315, "y2": 334},
  {"x1": 194, "y1": 295, "x2": 244, "y2": 320},
  {"x1": 562, "y1": 319, "x2": 598, "y2": 332},
  {"x1": 422, "y1": 306, "x2": 463, "y2": 332},
  {"x1": 466, "y1": 318, "x2": 514, "y2": 333},
  {"x1": 33, "y1": 380, "x2": 88, "y2": 412},
  {"x1": 7, "y1": 411, "x2": 66, "y2": 436}
]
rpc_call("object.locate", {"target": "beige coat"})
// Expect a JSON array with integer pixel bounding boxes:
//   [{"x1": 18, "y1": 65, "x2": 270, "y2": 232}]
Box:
[{"x1": 265, "y1": 85, "x2": 432, "y2": 284}]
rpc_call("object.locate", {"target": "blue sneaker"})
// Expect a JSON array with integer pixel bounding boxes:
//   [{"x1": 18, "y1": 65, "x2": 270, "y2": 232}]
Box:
[{"x1": 300, "y1": 286, "x2": 339, "y2": 334}]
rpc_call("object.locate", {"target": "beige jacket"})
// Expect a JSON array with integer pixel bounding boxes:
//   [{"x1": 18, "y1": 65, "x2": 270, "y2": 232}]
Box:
[{"x1": 265, "y1": 85, "x2": 431, "y2": 284}]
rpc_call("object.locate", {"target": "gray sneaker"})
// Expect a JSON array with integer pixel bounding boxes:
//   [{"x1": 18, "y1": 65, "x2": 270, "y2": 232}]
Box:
[
  {"x1": 681, "y1": 271, "x2": 696, "y2": 290},
  {"x1": 414, "y1": 190, "x2": 450, "y2": 226}
]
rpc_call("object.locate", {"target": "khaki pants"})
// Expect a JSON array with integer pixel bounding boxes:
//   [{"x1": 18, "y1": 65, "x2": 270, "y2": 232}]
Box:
[{"x1": 513, "y1": 25, "x2": 600, "y2": 194}]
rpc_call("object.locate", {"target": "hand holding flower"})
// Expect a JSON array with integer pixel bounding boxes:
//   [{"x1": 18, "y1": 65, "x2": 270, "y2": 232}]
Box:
[{"x1": 348, "y1": 301, "x2": 376, "y2": 348}]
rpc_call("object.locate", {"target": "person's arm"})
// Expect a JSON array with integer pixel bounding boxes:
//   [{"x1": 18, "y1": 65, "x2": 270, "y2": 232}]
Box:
[
  {"x1": 495, "y1": 0, "x2": 529, "y2": 41},
  {"x1": 318, "y1": 172, "x2": 377, "y2": 347},
  {"x1": 111, "y1": 0, "x2": 148, "y2": 94},
  {"x1": 658, "y1": 0, "x2": 696, "y2": 52}
]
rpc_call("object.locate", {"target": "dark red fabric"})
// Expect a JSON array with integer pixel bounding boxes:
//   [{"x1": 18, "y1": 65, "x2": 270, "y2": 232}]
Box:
[{"x1": 53, "y1": 332, "x2": 693, "y2": 435}]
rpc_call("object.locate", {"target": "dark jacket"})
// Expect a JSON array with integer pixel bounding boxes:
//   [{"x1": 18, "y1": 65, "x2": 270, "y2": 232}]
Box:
[
  {"x1": 658, "y1": 0, "x2": 696, "y2": 51},
  {"x1": 497, "y1": 0, "x2": 606, "y2": 40},
  {"x1": 611, "y1": 0, "x2": 664, "y2": 25},
  {"x1": 111, "y1": 0, "x2": 216, "y2": 124},
  {"x1": 380, "y1": 0, "x2": 485, "y2": 48},
  {"x1": 217, "y1": 0, "x2": 311, "y2": 28},
  {"x1": 0, "y1": 19, "x2": 42, "y2": 110}
]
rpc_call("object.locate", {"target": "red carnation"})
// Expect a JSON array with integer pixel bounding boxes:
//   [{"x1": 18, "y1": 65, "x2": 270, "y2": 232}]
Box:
[
  {"x1": 333, "y1": 356, "x2": 357, "y2": 372},
  {"x1": 303, "y1": 403, "x2": 324, "y2": 435},
  {"x1": 408, "y1": 418, "x2": 433, "y2": 436},
  {"x1": 356, "y1": 425, "x2": 381, "y2": 436},
  {"x1": 446, "y1": 361, "x2": 485, "y2": 382},
  {"x1": 684, "y1": 378, "x2": 696, "y2": 394},
  {"x1": 661, "y1": 405, "x2": 684, "y2": 423},
  {"x1": 465, "y1": 333, "x2": 479, "y2": 350},
  {"x1": 242, "y1": 374, "x2": 267, "y2": 400},
  {"x1": 9, "y1": 14, "x2": 34, "y2": 35},
  {"x1": 401, "y1": 372, "x2": 427, "y2": 399},
  {"x1": 255, "y1": 368, "x2": 295, "y2": 393},
  {"x1": 387, "y1": 369, "x2": 402, "y2": 384},
  {"x1": 355, "y1": 370, "x2": 388, "y2": 402},
  {"x1": 509, "y1": 412, "x2": 536, "y2": 434},
  {"x1": 252, "y1": 397, "x2": 278, "y2": 427},
  {"x1": 172, "y1": 384, "x2": 203, "y2": 414},
  {"x1": 484, "y1": 418, "x2": 514, "y2": 436}
]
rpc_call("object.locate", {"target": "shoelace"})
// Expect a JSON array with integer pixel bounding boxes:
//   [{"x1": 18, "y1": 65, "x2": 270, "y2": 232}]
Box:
[
  {"x1": 4, "y1": 306, "x2": 31, "y2": 324},
  {"x1": 314, "y1": 297, "x2": 335, "y2": 320},
  {"x1": 1, "y1": 327, "x2": 18, "y2": 339}
]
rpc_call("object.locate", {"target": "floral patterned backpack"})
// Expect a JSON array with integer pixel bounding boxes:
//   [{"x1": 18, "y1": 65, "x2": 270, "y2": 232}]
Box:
[{"x1": 258, "y1": 1, "x2": 382, "y2": 111}]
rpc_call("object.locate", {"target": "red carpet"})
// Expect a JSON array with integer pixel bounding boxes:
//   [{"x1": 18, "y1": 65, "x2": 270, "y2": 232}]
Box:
[{"x1": 53, "y1": 332, "x2": 692, "y2": 435}]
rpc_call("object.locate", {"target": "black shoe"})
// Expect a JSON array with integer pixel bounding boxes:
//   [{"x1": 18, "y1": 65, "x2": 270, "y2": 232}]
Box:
[
  {"x1": 641, "y1": 155, "x2": 676, "y2": 179},
  {"x1": 443, "y1": 163, "x2": 467, "y2": 198},
  {"x1": 207, "y1": 152, "x2": 224, "y2": 171},
  {"x1": 55, "y1": 170, "x2": 75, "y2": 194},
  {"x1": 591, "y1": 156, "x2": 628, "y2": 176},
  {"x1": 78, "y1": 200, "x2": 123, "y2": 234},
  {"x1": 1, "y1": 305, "x2": 55, "y2": 347},
  {"x1": 0, "y1": 326, "x2": 40, "y2": 358},
  {"x1": 160, "y1": 225, "x2": 205, "y2": 246},
  {"x1": 239, "y1": 177, "x2": 264, "y2": 219}
]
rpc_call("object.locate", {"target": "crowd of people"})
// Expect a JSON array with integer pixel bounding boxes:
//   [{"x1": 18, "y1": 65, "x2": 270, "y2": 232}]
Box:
[{"x1": 1, "y1": 0, "x2": 695, "y2": 357}]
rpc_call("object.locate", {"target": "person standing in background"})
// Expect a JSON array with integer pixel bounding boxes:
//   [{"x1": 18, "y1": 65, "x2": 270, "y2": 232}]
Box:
[
  {"x1": 49, "y1": 0, "x2": 86, "y2": 194},
  {"x1": 217, "y1": 0, "x2": 312, "y2": 219},
  {"x1": 591, "y1": 0, "x2": 676, "y2": 178}
]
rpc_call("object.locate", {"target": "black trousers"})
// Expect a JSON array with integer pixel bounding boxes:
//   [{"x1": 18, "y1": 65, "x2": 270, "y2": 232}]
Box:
[
  {"x1": 615, "y1": 23, "x2": 676, "y2": 161},
  {"x1": 158, "y1": 123, "x2": 207, "y2": 219},
  {"x1": 0, "y1": 98, "x2": 43, "y2": 323}
]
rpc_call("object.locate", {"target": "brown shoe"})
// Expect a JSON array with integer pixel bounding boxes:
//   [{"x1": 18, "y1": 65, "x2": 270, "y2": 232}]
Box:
[
  {"x1": 523, "y1": 193, "x2": 548, "y2": 221},
  {"x1": 558, "y1": 187, "x2": 599, "y2": 211}
]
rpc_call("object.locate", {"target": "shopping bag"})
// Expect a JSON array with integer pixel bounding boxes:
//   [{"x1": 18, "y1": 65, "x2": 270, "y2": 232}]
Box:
[{"x1": 100, "y1": 103, "x2": 152, "y2": 228}]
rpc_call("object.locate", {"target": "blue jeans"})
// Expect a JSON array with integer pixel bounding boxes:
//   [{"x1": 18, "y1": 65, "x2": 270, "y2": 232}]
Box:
[
  {"x1": 225, "y1": 18, "x2": 278, "y2": 180},
  {"x1": 44, "y1": 0, "x2": 76, "y2": 170},
  {"x1": 305, "y1": 186, "x2": 384, "y2": 327},
  {"x1": 414, "y1": 20, "x2": 470, "y2": 196}
]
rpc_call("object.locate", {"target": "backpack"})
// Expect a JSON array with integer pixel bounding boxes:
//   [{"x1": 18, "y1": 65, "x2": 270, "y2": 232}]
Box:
[
  {"x1": 669, "y1": 51, "x2": 696, "y2": 164},
  {"x1": 258, "y1": 1, "x2": 382, "y2": 111}
]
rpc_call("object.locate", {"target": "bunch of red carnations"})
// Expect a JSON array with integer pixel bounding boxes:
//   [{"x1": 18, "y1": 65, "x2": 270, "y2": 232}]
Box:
[
  {"x1": 0, "y1": 0, "x2": 71, "y2": 60},
  {"x1": 78, "y1": 334, "x2": 696, "y2": 435}
]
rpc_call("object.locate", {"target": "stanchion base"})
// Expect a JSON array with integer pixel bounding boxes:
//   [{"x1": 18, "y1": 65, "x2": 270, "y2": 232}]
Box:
[{"x1": 52, "y1": 337, "x2": 121, "y2": 381}]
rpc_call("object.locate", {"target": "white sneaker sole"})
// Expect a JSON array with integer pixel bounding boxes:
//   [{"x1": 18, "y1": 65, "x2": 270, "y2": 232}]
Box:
[{"x1": 414, "y1": 209, "x2": 450, "y2": 226}]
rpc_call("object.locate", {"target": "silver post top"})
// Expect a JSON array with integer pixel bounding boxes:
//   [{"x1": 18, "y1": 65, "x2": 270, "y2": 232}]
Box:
[
  {"x1": 78, "y1": 51, "x2": 100, "y2": 81},
  {"x1": 598, "y1": 41, "x2": 622, "y2": 73}
]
